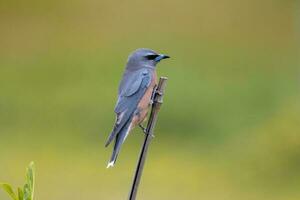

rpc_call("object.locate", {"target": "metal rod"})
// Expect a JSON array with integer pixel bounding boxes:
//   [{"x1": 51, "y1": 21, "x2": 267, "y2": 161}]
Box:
[{"x1": 128, "y1": 77, "x2": 168, "y2": 200}]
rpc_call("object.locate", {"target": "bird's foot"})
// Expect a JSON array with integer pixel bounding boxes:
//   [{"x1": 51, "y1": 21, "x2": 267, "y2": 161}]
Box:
[
  {"x1": 139, "y1": 124, "x2": 147, "y2": 133},
  {"x1": 156, "y1": 91, "x2": 163, "y2": 95},
  {"x1": 139, "y1": 124, "x2": 155, "y2": 138},
  {"x1": 150, "y1": 85, "x2": 158, "y2": 104}
]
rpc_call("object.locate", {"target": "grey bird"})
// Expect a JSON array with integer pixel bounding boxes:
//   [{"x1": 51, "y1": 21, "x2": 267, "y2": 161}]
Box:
[{"x1": 105, "y1": 48, "x2": 170, "y2": 168}]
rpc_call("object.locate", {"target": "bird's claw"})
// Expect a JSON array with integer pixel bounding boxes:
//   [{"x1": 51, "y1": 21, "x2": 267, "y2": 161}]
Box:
[
  {"x1": 156, "y1": 91, "x2": 163, "y2": 95},
  {"x1": 150, "y1": 85, "x2": 158, "y2": 103},
  {"x1": 139, "y1": 124, "x2": 147, "y2": 133},
  {"x1": 139, "y1": 124, "x2": 155, "y2": 138},
  {"x1": 149, "y1": 99, "x2": 154, "y2": 105}
]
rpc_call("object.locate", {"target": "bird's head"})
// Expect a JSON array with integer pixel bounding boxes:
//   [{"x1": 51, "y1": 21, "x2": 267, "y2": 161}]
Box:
[{"x1": 126, "y1": 48, "x2": 170, "y2": 70}]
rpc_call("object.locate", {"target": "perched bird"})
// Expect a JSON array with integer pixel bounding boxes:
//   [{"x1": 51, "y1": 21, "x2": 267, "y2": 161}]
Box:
[{"x1": 105, "y1": 48, "x2": 170, "y2": 168}]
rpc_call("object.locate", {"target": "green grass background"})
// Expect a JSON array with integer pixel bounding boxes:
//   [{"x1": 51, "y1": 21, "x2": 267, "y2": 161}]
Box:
[{"x1": 0, "y1": 0, "x2": 299, "y2": 199}]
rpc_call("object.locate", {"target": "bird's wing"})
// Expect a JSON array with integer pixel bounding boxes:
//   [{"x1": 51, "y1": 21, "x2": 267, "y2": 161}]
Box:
[{"x1": 105, "y1": 69, "x2": 152, "y2": 147}]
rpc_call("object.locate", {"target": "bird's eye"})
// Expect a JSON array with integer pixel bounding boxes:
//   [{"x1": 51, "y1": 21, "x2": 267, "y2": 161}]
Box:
[{"x1": 145, "y1": 54, "x2": 159, "y2": 60}]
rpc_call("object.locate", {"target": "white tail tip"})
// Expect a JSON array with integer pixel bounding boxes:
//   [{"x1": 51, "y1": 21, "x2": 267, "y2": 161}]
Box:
[{"x1": 106, "y1": 161, "x2": 115, "y2": 168}]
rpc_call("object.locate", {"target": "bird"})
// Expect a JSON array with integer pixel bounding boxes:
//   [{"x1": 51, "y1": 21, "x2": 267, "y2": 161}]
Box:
[{"x1": 105, "y1": 48, "x2": 170, "y2": 168}]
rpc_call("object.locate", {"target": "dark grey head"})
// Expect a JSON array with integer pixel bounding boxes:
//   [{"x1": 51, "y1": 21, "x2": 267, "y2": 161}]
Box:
[{"x1": 126, "y1": 48, "x2": 170, "y2": 70}]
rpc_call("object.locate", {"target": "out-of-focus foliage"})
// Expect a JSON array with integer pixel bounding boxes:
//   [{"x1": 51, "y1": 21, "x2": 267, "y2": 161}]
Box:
[
  {"x1": 0, "y1": 162, "x2": 35, "y2": 200},
  {"x1": 0, "y1": 0, "x2": 299, "y2": 199}
]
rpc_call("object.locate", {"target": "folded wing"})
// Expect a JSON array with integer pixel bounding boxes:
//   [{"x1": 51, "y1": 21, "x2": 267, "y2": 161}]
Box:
[{"x1": 105, "y1": 68, "x2": 152, "y2": 147}]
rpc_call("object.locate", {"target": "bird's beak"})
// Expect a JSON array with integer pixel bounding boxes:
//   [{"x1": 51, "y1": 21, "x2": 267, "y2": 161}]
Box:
[{"x1": 155, "y1": 54, "x2": 170, "y2": 62}]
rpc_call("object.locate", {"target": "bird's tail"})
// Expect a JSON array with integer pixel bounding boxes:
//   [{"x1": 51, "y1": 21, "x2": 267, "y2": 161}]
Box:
[{"x1": 107, "y1": 119, "x2": 132, "y2": 168}]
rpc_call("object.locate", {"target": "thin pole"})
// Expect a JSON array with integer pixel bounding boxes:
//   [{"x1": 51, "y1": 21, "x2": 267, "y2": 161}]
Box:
[{"x1": 128, "y1": 77, "x2": 168, "y2": 200}]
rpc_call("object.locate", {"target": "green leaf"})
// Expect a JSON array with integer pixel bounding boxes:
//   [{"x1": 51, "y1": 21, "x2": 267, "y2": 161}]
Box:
[
  {"x1": 0, "y1": 183, "x2": 17, "y2": 200},
  {"x1": 23, "y1": 162, "x2": 35, "y2": 200},
  {"x1": 23, "y1": 184, "x2": 30, "y2": 200},
  {"x1": 18, "y1": 188, "x2": 24, "y2": 200},
  {"x1": 26, "y1": 162, "x2": 35, "y2": 192}
]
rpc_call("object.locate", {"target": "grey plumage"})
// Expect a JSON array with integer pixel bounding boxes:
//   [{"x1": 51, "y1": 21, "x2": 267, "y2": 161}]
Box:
[
  {"x1": 105, "y1": 69, "x2": 151, "y2": 148},
  {"x1": 105, "y1": 48, "x2": 169, "y2": 168}
]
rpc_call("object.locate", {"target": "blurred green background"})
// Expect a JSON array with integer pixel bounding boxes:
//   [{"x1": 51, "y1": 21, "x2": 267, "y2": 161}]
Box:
[{"x1": 0, "y1": 0, "x2": 299, "y2": 199}]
